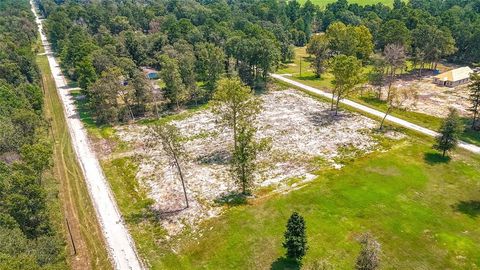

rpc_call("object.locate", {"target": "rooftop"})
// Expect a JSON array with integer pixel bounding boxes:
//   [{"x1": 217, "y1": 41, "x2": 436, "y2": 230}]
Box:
[{"x1": 434, "y1": 66, "x2": 473, "y2": 82}]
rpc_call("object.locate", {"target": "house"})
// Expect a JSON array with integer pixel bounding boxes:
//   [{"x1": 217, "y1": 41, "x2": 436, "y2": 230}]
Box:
[{"x1": 433, "y1": 66, "x2": 474, "y2": 87}]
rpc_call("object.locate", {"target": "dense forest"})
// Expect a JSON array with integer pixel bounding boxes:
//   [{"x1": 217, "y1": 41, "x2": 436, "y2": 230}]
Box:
[
  {"x1": 36, "y1": 0, "x2": 480, "y2": 124},
  {"x1": 0, "y1": 0, "x2": 66, "y2": 269}
]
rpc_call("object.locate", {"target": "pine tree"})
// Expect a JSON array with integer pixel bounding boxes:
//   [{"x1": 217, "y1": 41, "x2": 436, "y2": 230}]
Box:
[
  {"x1": 283, "y1": 212, "x2": 308, "y2": 262},
  {"x1": 434, "y1": 108, "x2": 463, "y2": 157},
  {"x1": 468, "y1": 73, "x2": 480, "y2": 130},
  {"x1": 355, "y1": 233, "x2": 381, "y2": 270}
]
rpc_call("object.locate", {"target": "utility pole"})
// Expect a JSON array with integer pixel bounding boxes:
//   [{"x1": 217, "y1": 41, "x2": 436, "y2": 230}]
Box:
[
  {"x1": 66, "y1": 218, "x2": 77, "y2": 255},
  {"x1": 299, "y1": 58, "x2": 302, "y2": 77}
]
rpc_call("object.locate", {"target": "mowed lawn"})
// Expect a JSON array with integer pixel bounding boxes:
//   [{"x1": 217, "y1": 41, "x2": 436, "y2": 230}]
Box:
[
  {"x1": 102, "y1": 127, "x2": 480, "y2": 269},
  {"x1": 297, "y1": 0, "x2": 395, "y2": 7}
]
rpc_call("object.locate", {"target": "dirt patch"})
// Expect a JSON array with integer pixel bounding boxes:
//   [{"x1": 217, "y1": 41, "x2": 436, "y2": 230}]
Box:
[
  {"x1": 381, "y1": 76, "x2": 471, "y2": 118},
  {"x1": 116, "y1": 89, "x2": 383, "y2": 235}
]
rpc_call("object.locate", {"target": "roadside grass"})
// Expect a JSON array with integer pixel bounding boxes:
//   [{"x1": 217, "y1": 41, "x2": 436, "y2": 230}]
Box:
[
  {"x1": 354, "y1": 94, "x2": 480, "y2": 146},
  {"x1": 38, "y1": 54, "x2": 111, "y2": 270},
  {"x1": 101, "y1": 157, "x2": 169, "y2": 269},
  {"x1": 101, "y1": 133, "x2": 480, "y2": 269}
]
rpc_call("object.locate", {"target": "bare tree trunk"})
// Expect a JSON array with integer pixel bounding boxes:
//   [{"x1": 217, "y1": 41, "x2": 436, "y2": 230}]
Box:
[
  {"x1": 380, "y1": 107, "x2": 392, "y2": 130},
  {"x1": 233, "y1": 111, "x2": 237, "y2": 152},
  {"x1": 335, "y1": 96, "x2": 341, "y2": 115},
  {"x1": 152, "y1": 92, "x2": 160, "y2": 118},
  {"x1": 166, "y1": 140, "x2": 189, "y2": 208},
  {"x1": 121, "y1": 94, "x2": 135, "y2": 121},
  {"x1": 330, "y1": 89, "x2": 336, "y2": 111},
  {"x1": 472, "y1": 108, "x2": 478, "y2": 129},
  {"x1": 172, "y1": 153, "x2": 189, "y2": 208},
  {"x1": 241, "y1": 164, "x2": 247, "y2": 195}
]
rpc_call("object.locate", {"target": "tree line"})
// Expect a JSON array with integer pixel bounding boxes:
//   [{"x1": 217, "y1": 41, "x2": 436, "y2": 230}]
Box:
[
  {"x1": 0, "y1": 0, "x2": 66, "y2": 269},
  {"x1": 38, "y1": 0, "x2": 298, "y2": 124},
  {"x1": 37, "y1": 0, "x2": 480, "y2": 126}
]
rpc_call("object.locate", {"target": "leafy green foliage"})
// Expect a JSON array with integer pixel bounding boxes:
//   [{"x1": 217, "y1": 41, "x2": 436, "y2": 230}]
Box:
[
  {"x1": 330, "y1": 54, "x2": 363, "y2": 114},
  {"x1": 434, "y1": 108, "x2": 463, "y2": 157},
  {"x1": 468, "y1": 73, "x2": 480, "y2": 129},
  {"x1": 212, "y1": 77, "x2": 264, "y2": 194},
  {"x1": 306, "y1": 34, "x2": 330, "y2": 77},
  {"x1": 326, "y1": 22, "x2": 373, "y2": 61},
  {"x1": 0, "y1": 1, "x2": 66, "y2": 268}
]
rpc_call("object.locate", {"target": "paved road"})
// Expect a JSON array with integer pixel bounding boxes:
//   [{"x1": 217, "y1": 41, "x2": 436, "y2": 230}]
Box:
[
  {"x1": 272, "y1": 74, "x2": 480, "y2": 155},
  {"x1": 31, "y1": 2, "x2": 145, "y2": 269}
]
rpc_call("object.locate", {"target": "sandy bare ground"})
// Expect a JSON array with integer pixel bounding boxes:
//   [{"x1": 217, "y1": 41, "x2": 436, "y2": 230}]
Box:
[
  {"x1": 273, "y1": 74, "x2": 480, "y2": 154},
  {"x1": 387, "y1": 77, "x2": 471, "y2": 118},
  {"x1": 116, "y1": 90, "x2": 384, "y2": 235},
  {"x1": 31, "y1": 2, "x2": 144, "y2": 269}
]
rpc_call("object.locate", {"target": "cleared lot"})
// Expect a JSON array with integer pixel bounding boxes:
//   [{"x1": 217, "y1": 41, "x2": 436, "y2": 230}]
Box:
[{"x1": 115, "y1": 89, "x2": 397, "y2": 235}]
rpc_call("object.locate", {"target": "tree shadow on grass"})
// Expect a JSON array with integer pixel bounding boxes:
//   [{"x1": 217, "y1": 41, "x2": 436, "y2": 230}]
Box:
[
  {"x1": 214, "y1": 192, "x2": 248, "y2": 206},
  {"x1": 125, "y1": 204, "x2": 188, "y2": 225},
  {"x1": 270, "y1": 257, "x2": 300, "y2": 270},
  {"x1": 299, "y1": 75, "x2": 319, "y2": 81},
  {"x1": 454, "y1": 200, "x2": 480, "y2": 218},
  {"x1": 424, "y1": 152, "x2": 451, "y2": 165}
]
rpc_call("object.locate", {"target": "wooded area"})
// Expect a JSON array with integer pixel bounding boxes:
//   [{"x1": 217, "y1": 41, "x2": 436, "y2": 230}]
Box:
[
  {"x1": 0, "y1": 0, "x2": 66, "y2": 269},
  {"x1": 36, "y1": 0, "x2": 480, "y2": 125}
]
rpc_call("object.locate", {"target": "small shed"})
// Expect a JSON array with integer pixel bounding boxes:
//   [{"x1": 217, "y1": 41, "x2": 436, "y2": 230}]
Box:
[{"x1": 433, "y1": 66, "x2": 473, "y2": 87}]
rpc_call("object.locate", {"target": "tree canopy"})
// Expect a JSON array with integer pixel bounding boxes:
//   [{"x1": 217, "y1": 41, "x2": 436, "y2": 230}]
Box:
[{"x1": 0, "y1": 0, "x2": 66, "y2": 268}]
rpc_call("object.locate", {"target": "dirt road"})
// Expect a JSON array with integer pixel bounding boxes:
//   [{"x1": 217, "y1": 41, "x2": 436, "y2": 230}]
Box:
[
  {"x1": 31, "y1": 1, "x2": 144, "y2": 269},
  {"x1": 272, "y1": 74, "x2": 480, "y2": 155}
]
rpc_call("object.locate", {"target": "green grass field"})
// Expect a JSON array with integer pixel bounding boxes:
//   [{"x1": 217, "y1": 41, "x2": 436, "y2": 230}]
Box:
[
  {"x1": 102, "y1": 130, "x2": 480, "y2": 269},
  {"x1": 298, "y1": 0, "x2": 395, "y2": 7}
]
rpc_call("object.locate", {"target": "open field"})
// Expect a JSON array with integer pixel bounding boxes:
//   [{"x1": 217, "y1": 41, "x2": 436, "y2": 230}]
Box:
[
  {"x1": 102, "y1": 124, "x2": 480, "y2": 269},
  {"x1": 298, "y1": 0, "x2": 395, "y2": 7},
  {"x1": 38, "y1": 54, "x2": 111, "y2": 270},
  {"x1": 76, "y1": 82, "x2": 480, "y2": 269},
  {"x1": 159, "y1": 140, "x2": 480, "y2": 269},
  {"x1": 114, "y1": 89, "x2": 386, "y2": 236}
]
